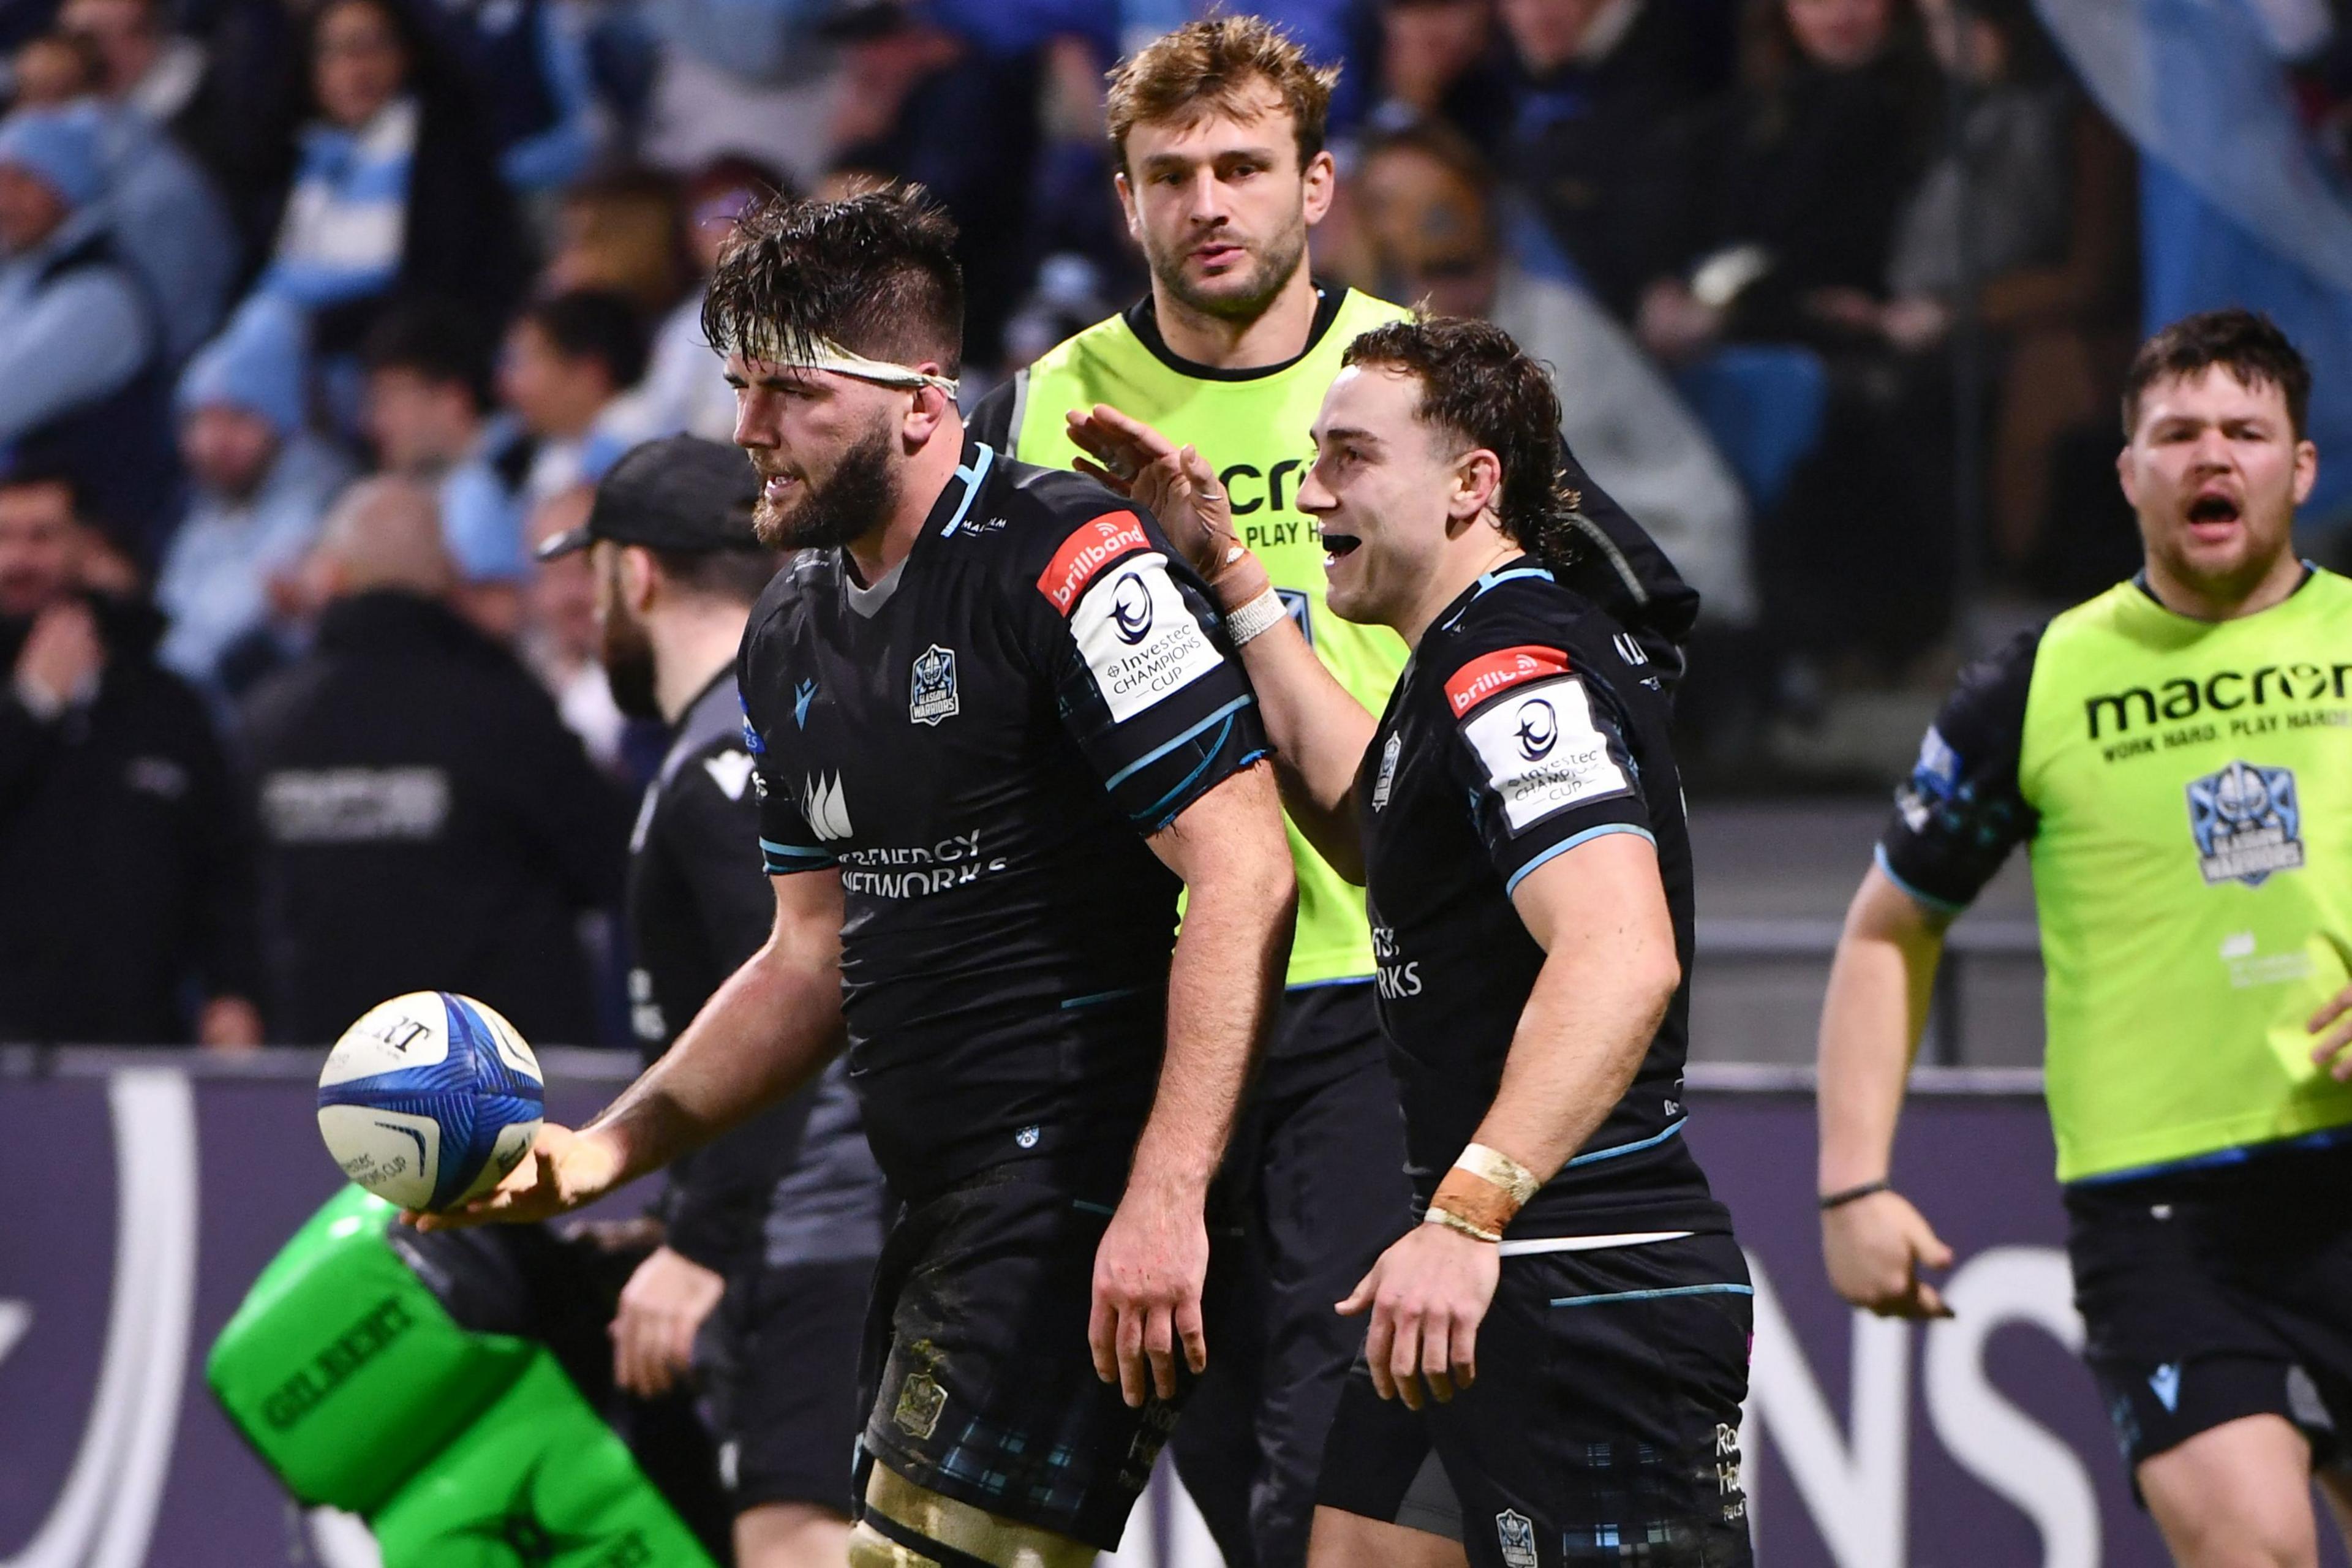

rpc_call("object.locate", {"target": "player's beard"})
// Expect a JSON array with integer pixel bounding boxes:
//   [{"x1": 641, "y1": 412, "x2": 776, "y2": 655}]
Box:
[
  {"x1": 1148, "y1": 210, "x2": 1310, "y2": 324},
  {"x1": 753, "y1": 419, "x2": 900, "y2": 552},
  {"x1": 598, "y1": 582, "x2": 662, "y2": 721}
]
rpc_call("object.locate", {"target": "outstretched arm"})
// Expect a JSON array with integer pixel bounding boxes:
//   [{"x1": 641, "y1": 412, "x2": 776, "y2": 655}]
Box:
[
  {"x1": 413, "y1": 870, "x2": 848, "y2": 1229},
  {"x1": 1088, "y1": 760, "x2": 1295, "y2": 1407},
  {"x1": 1815, "y1": 864, "x2": 1956, "y2": 1317},
  {"x1": 1068, "y1": 404, "x2": 1374, "y2": 877}
]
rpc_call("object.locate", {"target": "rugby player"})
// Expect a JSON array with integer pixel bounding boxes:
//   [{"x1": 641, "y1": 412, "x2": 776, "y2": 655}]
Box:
[
  {"x1": 1074, "y1": 314, "x2": 1751, "y2": 1567},
  {"x1": 970, "y1": 22, "x2": 1700, "y2": 1562},
  {"x1": 1818, "y1": 310, "x2": 2352, "y2": 1568},
  {"x1": 417, "y1": 189, "x2": 1298, "y2": 1568},
  {"x1": 540, "y1": 434, "x2": 887, "y2": 1567}
]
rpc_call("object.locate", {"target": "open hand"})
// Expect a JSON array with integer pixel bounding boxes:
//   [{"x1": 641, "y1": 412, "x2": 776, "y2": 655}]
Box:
[
  {"x1": 1066, "y1": 405, "x2": 1250, "y2": 600},
  {"x1": 1337, "y1": 1223, "x2": 1499, "y2": 1410},
  {"x1": 1088, "y1": 1183, "x2": 1209, "y2": 1408},
  {"x1": 405, "y1": 1122, "x2": 622, "y2": 1231}
]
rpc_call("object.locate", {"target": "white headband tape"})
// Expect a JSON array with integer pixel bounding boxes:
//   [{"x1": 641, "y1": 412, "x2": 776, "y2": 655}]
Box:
[{"x1": 797, "y1": 336, "x2": 959, "y2": 399}]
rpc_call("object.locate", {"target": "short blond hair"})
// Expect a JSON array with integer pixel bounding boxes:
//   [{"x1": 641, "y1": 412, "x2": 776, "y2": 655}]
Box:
[{"x1": 1106, "y1": 16, "x2": 1340, "y2": 175}]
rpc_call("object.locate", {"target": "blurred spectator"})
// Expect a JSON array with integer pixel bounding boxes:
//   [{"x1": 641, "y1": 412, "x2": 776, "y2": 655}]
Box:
[
  {"x1": 1363, "y1": 0, "x2": 1511, "y2": 148},
  {"x1": 12, "y1": 30, "x2": 105, "y2": 106},
  {"x1": 0, "y1": 469, "x2": 262, "y2": 1046},
  {"x1": 1359, "y1": 122, "x2": 1755, "y2": 624},
  {"x1": 409, "y1": 0, "x2": 599, "y2": 197},
  {"x1": 521, "y1": 481, "x2": 629, "y2": 769},
  {"x1": 826, "y1": 1, "x2": 1039, "y2": 366},
  {"x1": 541, "y1": 163, "x2": 690, "y2": 318},
  {"x1": 243, "y1": 475, "x2": 625, "y2": 1044},
  {"x1": 1882, "y1": 0, "x2": 2138, "y2": 577},
  {"x1": 94, "y1": 94, "x2": 240, "y2": 363},
  {"x1": 637, "y1": 0, "x2": 835, "y2": 190},
  {"x1": 60, "y1": 0, "x2": 303, "y2": 261},
  {"x1": 156, "y1": 298, "x2": 353, "y2": 693},
  {"x1": 1495, "y1": 0, "x2": 1732, "y2": 318},
  {"x1": 0, "y1": 102, "x2": 175, "y2": 552},
  {"x1": 498, "y1": 287, "x2": 650, "y2": 503},
  {"x1": 1639, "y1": 0, "x2": 1932, "y2": 361},
  {"x1": 361, "y1": 300, "x2": 533, "y2": 633},
  {"x1": 256, "y1": 0, "x2": 526, "y2": 356},
  {"x1": 635, "y1": 155, "x2": 782, "y2": 442},
  {"x1": 29, "y1": 6, "x2": 241, "y2": 364}
]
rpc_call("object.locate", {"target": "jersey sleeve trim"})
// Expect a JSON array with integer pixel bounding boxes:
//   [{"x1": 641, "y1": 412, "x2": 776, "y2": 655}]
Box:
[
  {"x1": 1502, "y1": 821, "x2": 1656, "y2": 896},
  {"x1": 1103, "y1": 692, "x2": 1256, "y2": 791},
  {"x1": 1873, "y1": 842, "x2": 1967, "y2": 916},
  {"x1": 760, "y1": 836, "x2": 837, "y2": 875}
]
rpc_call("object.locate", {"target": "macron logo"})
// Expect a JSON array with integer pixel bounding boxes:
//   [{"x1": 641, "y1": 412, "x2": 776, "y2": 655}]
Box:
[
  {"x1": 1036, "y1": 513, "x2": 1149, "y2": 615},
  {"x1": 1444, "y1": 645, "x2": 1572, "y2": 718}
]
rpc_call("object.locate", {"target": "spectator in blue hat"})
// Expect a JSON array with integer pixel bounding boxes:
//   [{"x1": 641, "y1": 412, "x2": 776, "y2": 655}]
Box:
[
  {"x1": 0, "y1": 103, "x2": 176, "y2": 549},
  {"x1": 154, "y1": 297, "x2": 355, "y2": 693}
]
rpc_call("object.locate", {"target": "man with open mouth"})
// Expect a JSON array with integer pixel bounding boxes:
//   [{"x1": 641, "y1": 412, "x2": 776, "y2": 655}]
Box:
[
  {"x1": 1071, "y1": 312, "x2": 1754, "y2": 1568},
  {"x1": 1817, "y1": 308, "x2": 2352, "y2": 1568}
]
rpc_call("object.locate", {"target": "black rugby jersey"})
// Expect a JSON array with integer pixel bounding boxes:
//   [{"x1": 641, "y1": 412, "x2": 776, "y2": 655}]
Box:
[
  {"x1": 628, "y1": 673, "x2": 881, "y2": 1272},
  {"x1": 736, "y1": 440, "x2": 1267, "y2": 1199},
  {"x1": 1359, "y1": 561, "x2": 1727, "y2": 1238}
]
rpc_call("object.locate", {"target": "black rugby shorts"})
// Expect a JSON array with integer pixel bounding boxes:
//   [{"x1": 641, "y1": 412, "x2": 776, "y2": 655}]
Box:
[
  {"x1": 2067, "y1": 1141, "x2": 2352, "y2": 1490},
  {"x1": 1317, "y1": 1231, "x2": 1753, "y2": 1568},
  {"x1": 853, "y1": 1158, "x2": 1243, "y2": 1551}
]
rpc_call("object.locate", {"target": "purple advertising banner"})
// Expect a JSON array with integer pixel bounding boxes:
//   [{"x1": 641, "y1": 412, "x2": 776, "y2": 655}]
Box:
[{"x1": 1, "y1": 1052, "x2": 2340, "y2": 1568}]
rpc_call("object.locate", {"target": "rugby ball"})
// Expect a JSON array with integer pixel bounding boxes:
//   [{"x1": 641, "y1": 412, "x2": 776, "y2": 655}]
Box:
[{"x1": 315, "y1": 992, "x2": 544, "y2": 1212}]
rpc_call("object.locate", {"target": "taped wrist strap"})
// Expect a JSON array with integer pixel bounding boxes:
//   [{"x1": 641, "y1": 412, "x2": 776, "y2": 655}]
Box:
[
  {"x1": 1423, "y1": 1206, "x2": 1502, "y2": 1244},
  {"x1": 1224, "y1": 586, "x2": 1287, "y2": 647}
]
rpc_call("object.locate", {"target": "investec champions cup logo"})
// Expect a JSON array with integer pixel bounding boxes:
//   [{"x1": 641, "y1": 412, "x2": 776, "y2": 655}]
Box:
[{"x1": 2187, "y1": 760, "x2": 2304, "y2": 886}]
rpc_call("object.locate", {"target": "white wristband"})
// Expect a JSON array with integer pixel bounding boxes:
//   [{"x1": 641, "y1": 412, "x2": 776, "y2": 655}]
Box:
[{"x1": 1223, "y1": 586, "x2": 1286, "y2": 647}]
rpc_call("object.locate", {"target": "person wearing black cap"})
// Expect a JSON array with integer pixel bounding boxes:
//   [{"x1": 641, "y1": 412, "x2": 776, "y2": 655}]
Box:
[{"x1": 545, "y1": 434, "x2": 888, "y2": 1568}]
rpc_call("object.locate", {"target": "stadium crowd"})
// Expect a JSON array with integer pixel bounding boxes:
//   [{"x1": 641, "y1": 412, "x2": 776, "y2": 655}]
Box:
[{"x1": 1, "y1": 0, "x2": 2346, "y2": 1050}]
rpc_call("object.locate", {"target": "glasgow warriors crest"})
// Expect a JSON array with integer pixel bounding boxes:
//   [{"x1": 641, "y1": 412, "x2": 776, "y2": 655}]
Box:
[{"x1": 2186, "y1": 760, "x2": 2304, "y2": 886}]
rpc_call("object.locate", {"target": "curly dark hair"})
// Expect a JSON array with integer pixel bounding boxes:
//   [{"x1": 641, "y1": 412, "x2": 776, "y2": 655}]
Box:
[
  {"x1": 2123, "y1": 309, "x2": 2311, "y2": 440},
  {"x1": 1340, "y1": 314, "x2": 1581, "y2": 572},
  {"x1": 700, "y1": 185, "x2": 965, "y2": 378}
]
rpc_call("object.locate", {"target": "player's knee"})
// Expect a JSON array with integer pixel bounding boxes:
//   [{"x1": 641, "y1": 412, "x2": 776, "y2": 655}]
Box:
[
  {"x1": 858, "y1": 1465, "x2": 1096, "y2": 1568},
  {"x1": 736, "y1": 1501, "x2": 851, "y2": 1568},
  {"x1": 2140, "y1": 1418, "x2": 2321, "y2": 1568}
]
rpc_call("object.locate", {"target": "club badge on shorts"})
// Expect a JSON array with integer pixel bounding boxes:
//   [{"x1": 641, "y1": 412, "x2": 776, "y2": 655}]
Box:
[
  {"x1": 1494, "y1": 1508, "x2": 1539, "y2": 1568},
  {"x1": 894, "y1": 1371, "x2": 946, "y2": 1441}
]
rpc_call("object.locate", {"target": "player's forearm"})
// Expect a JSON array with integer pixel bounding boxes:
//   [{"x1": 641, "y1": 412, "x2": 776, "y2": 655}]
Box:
[
  {"x1": 1471, "y1": 924, "x2": 1678, "y2": 1183},
  {"x1": 1816, "y1": 870, "x2": 1947, "y2": 1192},
  {"x1": 1128, "y1": 845, "x2": 1294, "y2": 1199},
  {"x1": 1233, "y1": 614, "x2": 1376, "y2": 876},
  {"x1": 584, "y1": 948, "x2": 844, "y2": 1188}
]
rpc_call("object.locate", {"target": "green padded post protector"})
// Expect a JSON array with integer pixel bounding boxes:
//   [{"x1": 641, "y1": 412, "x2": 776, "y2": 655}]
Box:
[
  {"x1": 369, "y1": 1351, "x2": 715, "y2": 1567},
  {"x1": 205, "y1": 1185, "x2": 536, "y2": 1514}
]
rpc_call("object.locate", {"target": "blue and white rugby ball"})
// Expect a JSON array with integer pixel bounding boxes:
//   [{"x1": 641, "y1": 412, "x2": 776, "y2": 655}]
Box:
[{"x1": 316, "y1": 992, "x2": 545, "y2": 1212}]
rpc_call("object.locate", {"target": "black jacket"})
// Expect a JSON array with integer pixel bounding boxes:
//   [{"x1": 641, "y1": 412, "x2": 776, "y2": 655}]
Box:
[
  {"x1": 0, "y1": 595, "x2": 261, "y2": 1043},
  {"x1": 630, "y1": 673, "x2": 883, "y2": 1275},
  {"x1": 241, "y1": 590, "x2": 627, "y2": 1044}
]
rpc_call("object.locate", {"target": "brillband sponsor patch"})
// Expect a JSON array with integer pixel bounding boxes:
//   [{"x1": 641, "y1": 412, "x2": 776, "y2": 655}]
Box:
[
  {"x1": 1036, "y1": 511, "x2": 1150, "y2": 614},
  {"x1": 1461, "y1": 674, "x2": 1630, "y2": 832},
  {"x1": 1071, "y1": 551, "x2": 1223, "y2": 722},
  {"x1": 1444, "y1": 644, "x2": 1573, "y2": 718}
]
